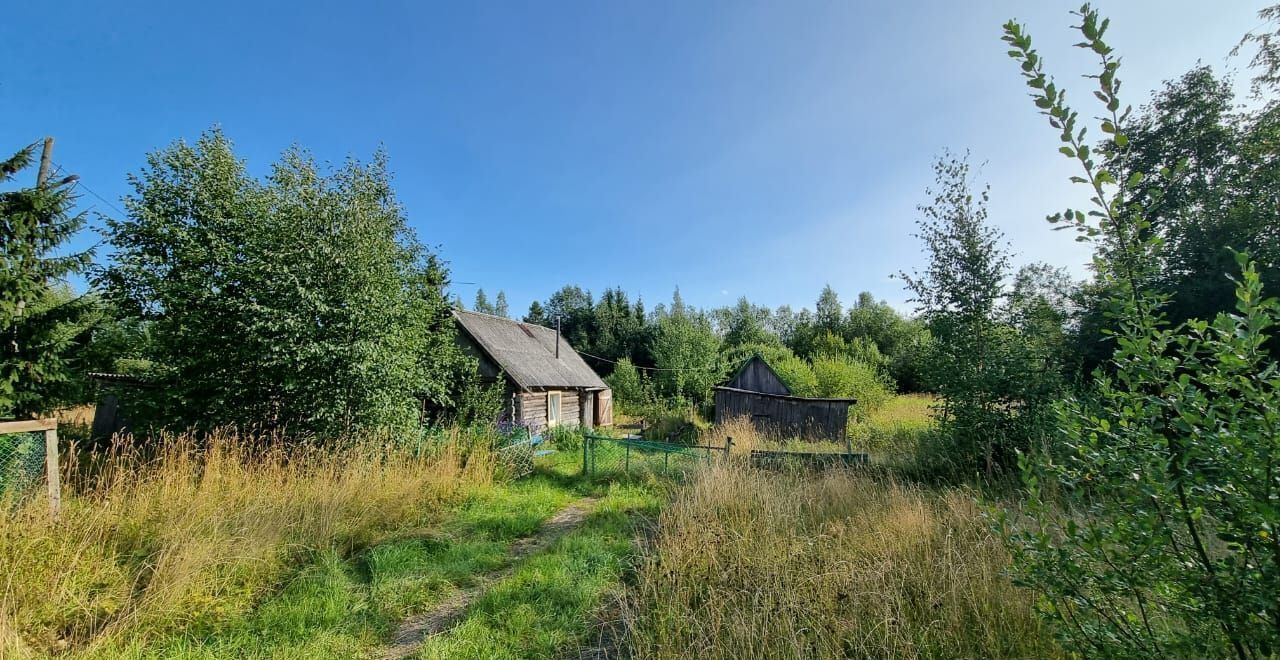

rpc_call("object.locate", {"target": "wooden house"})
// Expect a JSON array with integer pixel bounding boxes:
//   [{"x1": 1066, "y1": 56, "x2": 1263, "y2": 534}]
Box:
[
  {"x1": 714, "y1": 355, "x2": 853, "y2": 442},
  {"x1": 453, "y1": 309, "x2": 612, "y2": 432}
]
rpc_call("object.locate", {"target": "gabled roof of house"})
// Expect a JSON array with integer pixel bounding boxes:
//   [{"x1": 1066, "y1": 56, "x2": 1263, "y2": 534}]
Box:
[{"x1": 453, "y1": 309, "x2": 609, "y2": 391}]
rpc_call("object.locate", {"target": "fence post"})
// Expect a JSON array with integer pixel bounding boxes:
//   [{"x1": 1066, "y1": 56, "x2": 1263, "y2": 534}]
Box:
[
  {"x1": 625, "y1": 441, "x2": 630, "y2": 472},
  {"x1": 724, "y1": 436, "x2": 733, "y2": 459},
  {"x1": 0, "y1": 418, "x2": 60, "y2": 517},
  {"x1": 45, "y1": 425, "x2": 60, "y2": 519},
  {"x1": 582, "y1": 432, "x2": 589, "y2": 477}
]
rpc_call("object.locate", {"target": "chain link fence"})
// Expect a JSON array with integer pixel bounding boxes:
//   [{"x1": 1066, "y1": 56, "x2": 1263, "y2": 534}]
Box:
[
  {"x1": 0, "y1": 432, "x2": 47, "y2": 501},
  {"x1": 579, "y1": 433, "x2": 726, "y2": 479},
  {"x1": 495, "y1": 434, "x2": 537, "y2": 479}
]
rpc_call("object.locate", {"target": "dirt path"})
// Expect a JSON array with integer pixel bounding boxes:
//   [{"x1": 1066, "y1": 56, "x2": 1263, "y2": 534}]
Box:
[{"x1": 380, "y1": 496, "x2": 601, "y2": 660}]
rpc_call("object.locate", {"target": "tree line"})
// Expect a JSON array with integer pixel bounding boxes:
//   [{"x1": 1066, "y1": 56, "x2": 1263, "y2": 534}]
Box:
[{"x1": 493, "y1": 283, "x2": 927, "y2": 417}]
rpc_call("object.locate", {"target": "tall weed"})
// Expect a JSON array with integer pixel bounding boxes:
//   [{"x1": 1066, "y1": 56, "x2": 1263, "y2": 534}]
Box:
[
  {"x1": 624, "y1": 463, "x2": 1058, "y2": 659},
  {"x1": 0, "y1": 429, "x2": 491, "y2": 657}
]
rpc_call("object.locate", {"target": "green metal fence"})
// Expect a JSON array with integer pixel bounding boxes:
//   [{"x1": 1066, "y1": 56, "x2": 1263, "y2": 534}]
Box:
[{"x1": 579, "y1": 432, "x2": 726, "y2": 478}]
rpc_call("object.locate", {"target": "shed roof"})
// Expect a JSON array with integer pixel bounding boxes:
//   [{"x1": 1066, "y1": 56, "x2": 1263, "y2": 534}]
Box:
[
  {"x1": 453, "y1": 309, "x2": 609, "y2": 391},
  {"x1": 713, "y1": 386, "x2": 856, "y2": 405}
]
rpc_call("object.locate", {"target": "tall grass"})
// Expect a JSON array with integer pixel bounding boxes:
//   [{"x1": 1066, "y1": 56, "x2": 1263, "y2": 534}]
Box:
[
  {"x1": 0, "y1": 429, "x2": 493, "y2": 658},
  {"x1": 849, "y1": 393, "x2": 938, "y2": 461},
  {"x1": 623, "y1": 462, "x2": 1059, "y2": 659},
  {"x1": 706, "y1": 394, "x2": 938, "y2": 459}
]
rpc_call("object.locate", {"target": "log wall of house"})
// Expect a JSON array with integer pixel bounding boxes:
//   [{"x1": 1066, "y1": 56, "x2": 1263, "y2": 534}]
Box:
[
  {"x1": 516, "y1": 390, "x2": 581, "y2": 433},
  {"x1": 561, "y1": 391, "x2": 579, "y2": 428}
]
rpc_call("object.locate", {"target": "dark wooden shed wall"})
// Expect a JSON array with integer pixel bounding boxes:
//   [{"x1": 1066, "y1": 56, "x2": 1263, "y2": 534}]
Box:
[
  {"x1": 725, "y1": 356, "x2": 791, "y2": 395},
  {"x1": 714, "y1": 387, "x2": 851, "y2": 442}
]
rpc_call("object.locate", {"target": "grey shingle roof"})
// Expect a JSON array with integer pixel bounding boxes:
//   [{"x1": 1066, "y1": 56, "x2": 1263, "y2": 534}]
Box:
[{"x1": 453, "y1": 309, "x2": 609, "y2": 391}]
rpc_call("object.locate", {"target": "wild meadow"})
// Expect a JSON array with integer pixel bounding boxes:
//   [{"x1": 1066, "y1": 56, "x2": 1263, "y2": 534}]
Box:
[
  {"x1": 622, "y1": 462, "x2": 1058, "y2": 659},
  {"x1": 3, "y1": 2, "x2": 1278, "y2": 658},
  {"x1": 0, "y1": 430, "x2": 492, "y2": 657},
  {"x1": 5, "y1": 401, "x2": 1057, "y2": 660}
]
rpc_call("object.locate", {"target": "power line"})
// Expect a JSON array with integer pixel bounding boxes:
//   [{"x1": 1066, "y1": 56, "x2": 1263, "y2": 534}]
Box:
[
  {"x1": 52, "y1": 161, "x2": 128, "y2": 219},
  {"x1": 575, "y1": 349, "x2": 739, "y2": 373}
]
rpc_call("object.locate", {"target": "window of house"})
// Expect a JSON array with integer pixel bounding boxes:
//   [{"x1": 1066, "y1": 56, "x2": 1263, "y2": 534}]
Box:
[{"x1": 547, "y1": 391, "x2": 562, "y2": 427}]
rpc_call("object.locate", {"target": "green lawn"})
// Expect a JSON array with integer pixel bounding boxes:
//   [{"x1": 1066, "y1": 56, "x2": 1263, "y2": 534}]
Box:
[
  {"x1": 92, "y1": 467, "x2": 658, "y2": 660},
  {"x1": 414, "y1": 482, "x2": 661, "y2": 659}
]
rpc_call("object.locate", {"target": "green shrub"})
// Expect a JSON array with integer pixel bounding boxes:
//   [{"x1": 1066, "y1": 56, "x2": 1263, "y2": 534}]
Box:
[
  {"x1": 605, "y1": 358, "x2": 651, "y2": 408},
  {"x1": 542, "y1": 424, "x2": 583, "y2": 452},
  {"x1": 642, "y1": 413, "x2": 699, "y2": 444},
  {"x1": 1002, "y1": 9, "x2": 1280, "y2": 655},
  {"x1": 771, "y1": 355, "x2": 818, "y2": 397},
  {"x1": 846, "y1": 336, "x2": 891, "y2": 378},
  {"x1": 810, "y1": 354, "x2": 892, "y2": 421}
]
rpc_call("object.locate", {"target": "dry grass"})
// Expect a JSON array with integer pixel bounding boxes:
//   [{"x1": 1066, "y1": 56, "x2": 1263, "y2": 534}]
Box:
[
  {"x1": 54, "y1": 405, "x2": 96, "y2": 427},
  {"x1": 0, "y1": 429, "x2": 493, "y2": 658},
  {"x1": 623, "y1": 462, "x2": 1059, "y2": 659},
  {"x1": 702, "y1": 415, "x2": 775, "y2": 454}
]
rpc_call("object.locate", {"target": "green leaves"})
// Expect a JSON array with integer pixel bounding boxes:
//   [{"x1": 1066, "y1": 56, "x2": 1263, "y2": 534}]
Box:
[
  {"x1": 901, "y1": 153, "x2": 1061, "y2": 479},
  {"x1": 98, "y1": 129, "x2": 481, "y2": 437},
  {"x1": 1001, "y1": 6, "x2": 1280, "y2": 656},
  {"x1": 651, "y1": 291, "x2": 724, "y2": 405}
]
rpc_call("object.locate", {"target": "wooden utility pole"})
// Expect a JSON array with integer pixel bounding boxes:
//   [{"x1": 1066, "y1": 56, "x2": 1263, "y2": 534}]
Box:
[{"x1": 37, "y1": 136, "x2": 54, "y2": 187}]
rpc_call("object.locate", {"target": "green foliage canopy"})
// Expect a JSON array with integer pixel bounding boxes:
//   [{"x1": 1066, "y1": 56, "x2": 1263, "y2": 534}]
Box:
[
  {"x1": 1003, "y1": 6, "x2": 1280, "y2": 656},
  {"x1": 900, "y1": 154, "x2": 1059, "y2": 478},
  {"x1": 98, "y1": 130, "x2": 479, "y2": 436}
]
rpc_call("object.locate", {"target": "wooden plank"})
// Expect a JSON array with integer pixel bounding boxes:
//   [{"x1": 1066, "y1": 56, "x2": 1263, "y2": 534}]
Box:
[
  {"x1": 519, "y1": 392, "x2": 548, "y2": 432},
  {"x1": 595, "y1": 390, "x2": 613, "y2": 427},
  {"x1": 562, "y1": 391, "x2": 578, "y2": 425},
  {"x1": 727, "y1": 357, "x2": 791, "y2": 395},
  {"x1": 0, "y1": 418, "x2": 58, "y2": 434},
  {"x1": 581, "y1": 391, "x2": 594, "y2": 430},
  {"x1": 45, "y1": 428, "x2": 61, "y2": 519},
  {"x1": 749, "y1": 449, "x2": 867, "y2": 470}
]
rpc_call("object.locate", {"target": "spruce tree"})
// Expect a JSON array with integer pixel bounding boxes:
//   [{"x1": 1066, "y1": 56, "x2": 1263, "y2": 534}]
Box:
[
  {"x1": 524, "y1": 301, "x2": 547, "y2": 325},
  {"x1": 494, "y1": 291, "x2": 509, "y2": 318},
  {"x1": 473, "y1": 288, "x2": 492, "y2": 314},
  {"x1": 0, "y1": 142, "x2": 94, "y2": 418}
]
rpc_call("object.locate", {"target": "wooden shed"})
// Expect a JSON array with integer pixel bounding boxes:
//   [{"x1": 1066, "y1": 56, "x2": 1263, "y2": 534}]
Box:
[
  {"x1": 724, "y1": 355, "x2": 791, "y2": 396},
  {"x1": 714, "y1": 355, "x2": 853, "y2": 442},
  {"x1": 88, "y1": 372, "x2": 154, "y2": 440},
  {"x1": 453, "y1": 309, "x2": 612, "y2": 432}
]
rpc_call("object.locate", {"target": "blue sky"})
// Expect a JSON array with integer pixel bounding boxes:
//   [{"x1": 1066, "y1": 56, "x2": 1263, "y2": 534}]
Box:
[{"x1": 3, "y1": 1, "x2": 1264, "y2": 315}]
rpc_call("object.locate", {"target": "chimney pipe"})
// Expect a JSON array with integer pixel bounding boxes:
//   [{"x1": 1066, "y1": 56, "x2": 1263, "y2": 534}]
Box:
[{"x1": 555, "y1": 318, "x2": 561, "y2": 359}]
